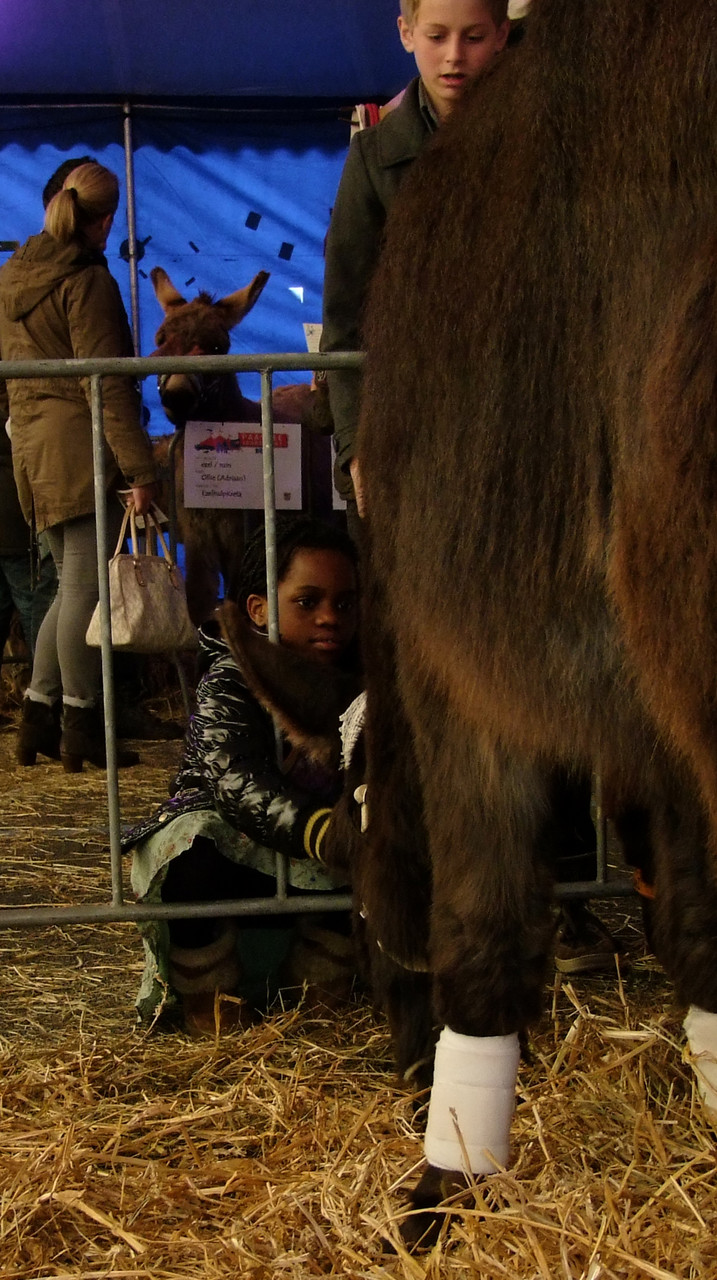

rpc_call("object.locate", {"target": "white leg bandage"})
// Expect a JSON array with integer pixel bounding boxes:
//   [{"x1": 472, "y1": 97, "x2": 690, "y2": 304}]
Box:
[
  {"x1": 424, "y1": 1027, "x2": 520, "y2": 1175},
  {"x1": 683, "y1": 1005, "x2": 717, "y2": 1123}
]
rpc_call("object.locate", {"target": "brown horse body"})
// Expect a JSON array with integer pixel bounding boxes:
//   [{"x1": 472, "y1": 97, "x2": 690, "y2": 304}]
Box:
[{"x1": 351, "y1": 0, "x2": 717, "y2": 1233}]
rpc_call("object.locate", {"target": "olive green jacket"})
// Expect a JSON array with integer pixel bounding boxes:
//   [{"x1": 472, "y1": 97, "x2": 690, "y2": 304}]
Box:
[
  {"x1": 321, "y1": 78, "x2": 432, "y2": 492},
  {"x1": 0, "y1": 232, "x2": 156, "y2": 531}
]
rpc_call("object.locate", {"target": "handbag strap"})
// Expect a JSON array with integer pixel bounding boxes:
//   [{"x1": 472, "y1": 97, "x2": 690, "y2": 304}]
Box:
[
  {"x1": 143, "y1": 505, "x2": 175, "y2": 566},
  {"x1": 114, "y1": 502, "x2": 140, "y2": 558},
  {"x1": 115, "y1": 502, "x2": 175, "y2": 566}
]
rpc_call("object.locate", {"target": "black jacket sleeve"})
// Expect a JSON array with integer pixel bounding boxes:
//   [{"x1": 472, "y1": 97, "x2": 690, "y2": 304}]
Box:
[
  {"x1": 321, "y1": 133, "x2": 387, "y2": 481},
  {"x1": 173, "y1": 652, "x2": 335, "y2": 861}
]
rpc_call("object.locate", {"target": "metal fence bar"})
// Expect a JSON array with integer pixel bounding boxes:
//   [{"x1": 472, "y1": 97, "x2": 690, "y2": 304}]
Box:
[
  {"x1": 258, "y1": 367, "x2": 292, "y2": 902},
  {"x1": 166, "y1": 429, "x2": 182, "y2": 558},
  {"x1": 90, "y1": 374, "x2": 123, "y2": 906},
  {"x1": 0, "y1": 894, "x2": 355, "y2": 930},
  {"x1": 122, "y1": 102, "x2": 142, "y2": 356},
  {"x1": 0, "y1": 353, "x2": 364, "y2": 379},
  {"x1": 0, "y1": 879, "x2": 632, "y2": 933},
  {"x1": 164, "y1": 427, "x2": 193, "y2": 720},
  {"x1": 594, "y1": 771, "x2": 608, "y2": 884},
  {"x1": 260, "y1": 367, "x2": 280, "y2": 646},
  {"x1": 0, "y1": 350, "x2": 365, "y2": 934}
]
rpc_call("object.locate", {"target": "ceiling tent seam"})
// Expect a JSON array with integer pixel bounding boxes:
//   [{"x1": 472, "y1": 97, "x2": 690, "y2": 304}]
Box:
[{"x1": 0, "y1": 0, "x2": 412, "y2": 101}]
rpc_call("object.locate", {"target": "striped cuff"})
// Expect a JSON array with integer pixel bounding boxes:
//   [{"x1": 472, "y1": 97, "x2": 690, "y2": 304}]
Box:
[{"x1": 303, "y1": 807, "x2": 333, "y2": 862}]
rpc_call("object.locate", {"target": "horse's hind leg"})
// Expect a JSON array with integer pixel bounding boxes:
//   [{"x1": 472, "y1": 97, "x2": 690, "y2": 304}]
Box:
[
  {"x1": 428, "y1": 743, "x2": 553, "y2": 1030},
  {"x1": 398, "y1": 673, "x2": 554, "y2": 1245},
  {"x1": 361, "y1": 926, "x2": 437, "y2": 1097},
  {"x1": 652, "y1": 795, "x2": 717, "y2": 997},
  {"x1": 404, "y1": 693, "x2": 554, "y2": 1037},
  {"x1": 647, "y1": 771, "x2": 717, "y2": 1120}
]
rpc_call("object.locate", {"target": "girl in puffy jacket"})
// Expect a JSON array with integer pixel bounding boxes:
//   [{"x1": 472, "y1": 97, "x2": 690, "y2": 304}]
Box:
[{"x1": 126, "y1": 515, "x2": 360, "y2": 1034}]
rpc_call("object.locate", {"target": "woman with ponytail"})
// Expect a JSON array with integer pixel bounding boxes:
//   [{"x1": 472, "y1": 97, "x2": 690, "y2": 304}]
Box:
[{"x1": 0, "y1": 162, "x2": 157, "y2": 771}]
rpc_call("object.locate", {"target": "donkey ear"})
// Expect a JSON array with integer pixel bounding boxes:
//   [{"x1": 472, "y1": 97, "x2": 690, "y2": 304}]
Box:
[
  {"x1": 150, "y1": 266, "x2": 187, "y2": 312},
  {"x1": 215, "y1": 271, "x2": 270, "y2": 329},
  {"x1": 217, "y1": 600, "x2": 361, "y2": 769}
]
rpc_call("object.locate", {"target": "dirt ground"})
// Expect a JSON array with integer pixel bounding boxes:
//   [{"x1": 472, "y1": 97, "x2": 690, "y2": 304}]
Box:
[{"x1": 0, "y1": 692, "x2": 715, "y2": 1280}]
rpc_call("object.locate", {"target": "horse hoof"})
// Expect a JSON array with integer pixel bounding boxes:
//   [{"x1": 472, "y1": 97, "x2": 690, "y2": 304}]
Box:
[
  {"x1": 61, "y1": 753, "x2": 84, "y2": 774},
  {"x1": 398, "y1": 1164, "x2": 469, "y2": 1252},
  {"x1": 399, "y1": 1206, "x2": 445, "y2": 1252}
]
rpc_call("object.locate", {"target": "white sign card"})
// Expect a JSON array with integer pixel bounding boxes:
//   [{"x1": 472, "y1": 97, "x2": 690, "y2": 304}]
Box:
[
  {"x1": 303, "y1": 321, "x2": 322, "y2": 353},
  {"x1": 183, "y1": 421, "x2": 302, "y2": 509}
]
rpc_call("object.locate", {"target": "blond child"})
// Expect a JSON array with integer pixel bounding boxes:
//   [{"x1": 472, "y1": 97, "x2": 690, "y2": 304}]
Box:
[{"x1": 321, "y1": 0, "x2": 510, "y2": 525}]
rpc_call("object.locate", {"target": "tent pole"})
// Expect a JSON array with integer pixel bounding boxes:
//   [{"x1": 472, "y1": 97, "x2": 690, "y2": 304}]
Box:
[{"x1": 122, "y1": 101, "x2": 141, "y2": 355}]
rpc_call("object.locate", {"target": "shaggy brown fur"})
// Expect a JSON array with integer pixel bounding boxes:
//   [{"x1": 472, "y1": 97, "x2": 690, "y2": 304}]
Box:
[
  {"x1": 218, "y1": 601, "x2": 362, "y2": 770},
  {"x1": 355, "y1": 0, "x2": 717, "y2": 1224}
]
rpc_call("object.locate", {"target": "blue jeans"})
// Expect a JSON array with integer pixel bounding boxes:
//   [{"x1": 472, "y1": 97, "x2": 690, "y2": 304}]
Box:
[{"x1": 0, "y1": 549, "x2": 58, "y2": 660}]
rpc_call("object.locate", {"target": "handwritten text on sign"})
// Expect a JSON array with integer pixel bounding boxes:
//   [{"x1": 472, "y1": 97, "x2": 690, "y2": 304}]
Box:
[{"x1": 184, "y1": 421, "x2": 302, "y2": 509}]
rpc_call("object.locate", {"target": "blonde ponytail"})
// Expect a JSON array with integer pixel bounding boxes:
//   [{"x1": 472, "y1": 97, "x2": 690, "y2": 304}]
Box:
[{"x1": 44, "y1": 162, "x2": 119, "y2": 245}]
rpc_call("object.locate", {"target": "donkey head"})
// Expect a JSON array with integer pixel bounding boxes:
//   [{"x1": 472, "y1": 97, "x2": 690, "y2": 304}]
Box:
[{"x1": 150, "y1": 266, "x2": 269, "y2": 423}]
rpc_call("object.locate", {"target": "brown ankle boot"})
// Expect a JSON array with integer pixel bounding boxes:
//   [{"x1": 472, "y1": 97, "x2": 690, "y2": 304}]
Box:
[
  {"x1": 16, "y1": 697, "x2": 62, "y2": 766},
  {"x1": 280, "y1": 919, "x2": 356, "y2": 1009},
  {"x1": 60, "y1": 704, "x2": 140, "y2": 773},
  {"x1": 169, "y1": 923, "x2": 250, "y2": 1036}
]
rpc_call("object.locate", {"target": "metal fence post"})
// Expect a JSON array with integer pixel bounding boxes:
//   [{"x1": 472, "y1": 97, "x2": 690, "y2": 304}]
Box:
[
  {"x1": 90, "y1": 374, "x2": 123, "y2": 906},
  {"x1": 260, "y1": 368, "x2": 289, "y2": 901}
]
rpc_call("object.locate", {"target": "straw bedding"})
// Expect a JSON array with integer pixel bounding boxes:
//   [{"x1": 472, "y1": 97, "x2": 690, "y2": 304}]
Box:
[{"x1": 0, "y1": 711, "x2": 715, "y2": 1278}]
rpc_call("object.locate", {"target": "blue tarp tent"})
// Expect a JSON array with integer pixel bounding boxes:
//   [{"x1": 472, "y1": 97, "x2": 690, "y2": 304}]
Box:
[
  {"x1": 0, "y1": 1, "x2": 414, "y2": 424},
  {"x1": 0, "y1": 1, "x2": 413, "y2": 100}
]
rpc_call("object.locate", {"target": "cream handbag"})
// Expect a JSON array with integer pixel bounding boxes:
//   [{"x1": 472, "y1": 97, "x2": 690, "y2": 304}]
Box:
[{"x1": 86, "y1": 504, "x2": 198, "y2": 652}]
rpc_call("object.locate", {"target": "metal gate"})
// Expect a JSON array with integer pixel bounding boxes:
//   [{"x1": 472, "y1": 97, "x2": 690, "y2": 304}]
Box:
[{"x1": 0, "y1": 348, "x2": 632, "y2": 933}]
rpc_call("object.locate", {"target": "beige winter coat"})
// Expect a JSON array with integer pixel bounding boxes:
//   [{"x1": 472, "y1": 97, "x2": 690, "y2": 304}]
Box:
[{"x1": 0, "y1": 232, "x2": 156, "y2": 531}]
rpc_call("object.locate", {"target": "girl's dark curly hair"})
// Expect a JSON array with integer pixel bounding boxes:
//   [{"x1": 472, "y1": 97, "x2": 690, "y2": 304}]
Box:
[{"x1": 235, "y1": 515, "x2": 358, "y2": 615}]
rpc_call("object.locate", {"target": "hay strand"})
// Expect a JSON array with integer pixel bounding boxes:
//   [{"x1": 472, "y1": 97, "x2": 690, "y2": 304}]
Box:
[{"x1": 0, "y1": 717, "x2": 716, "y2": 1276}]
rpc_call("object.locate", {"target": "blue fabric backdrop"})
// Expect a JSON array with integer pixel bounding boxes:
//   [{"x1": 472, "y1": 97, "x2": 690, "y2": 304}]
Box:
[
  {"x1": 0, "y1": 1, "x2": 417, "y2": 428},
  {"x1": 0, "y1": 107, "x2": 351, "y2": 430}
]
